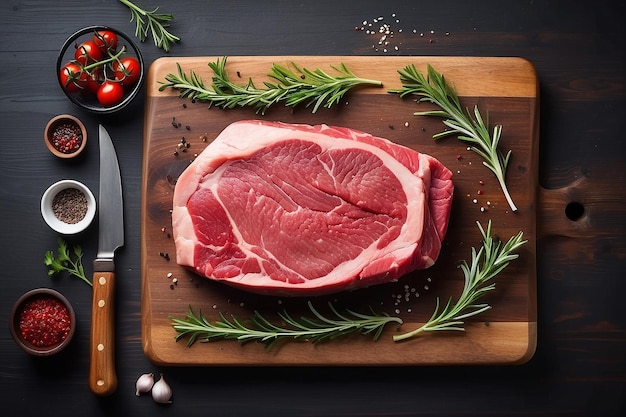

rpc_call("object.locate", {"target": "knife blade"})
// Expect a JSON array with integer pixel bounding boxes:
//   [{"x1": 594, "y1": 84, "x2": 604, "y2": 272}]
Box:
[{"x1": 89, "y1": 125, "x2": 124, "y2": 396}]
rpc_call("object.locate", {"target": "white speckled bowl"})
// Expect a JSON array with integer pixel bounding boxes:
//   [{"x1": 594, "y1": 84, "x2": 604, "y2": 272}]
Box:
[{"x1": 41, "y1": 179, "x2": 96, "y2": 235}]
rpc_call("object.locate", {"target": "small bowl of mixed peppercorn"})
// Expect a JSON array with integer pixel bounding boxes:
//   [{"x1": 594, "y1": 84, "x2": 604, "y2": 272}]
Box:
[
  {"x1": 41, "y1": 179, "x2": 97, "y2": 235},
  {"x1": 56, "y1": 25, "x2": 144, "y2": 114},
  {"x1": 44, "y1": 114, "x2": 87, "y2": 158},
  {"x1": 9, "y1": 288, "x2": 76, "y2": 357}
]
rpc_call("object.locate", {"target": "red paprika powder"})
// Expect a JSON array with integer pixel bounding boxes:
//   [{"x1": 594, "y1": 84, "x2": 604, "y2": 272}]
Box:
[{"x1": 18, "y1": 296, "x2": 72, "y2": 347}]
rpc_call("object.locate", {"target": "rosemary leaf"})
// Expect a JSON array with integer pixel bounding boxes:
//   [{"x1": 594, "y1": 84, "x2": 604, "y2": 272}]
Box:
[
  {"x1": 393, "y1": 220, "x2": 526, "y2": 341},
  {"x1": 170, "y1": 222, "x2": 525, "y2": 348},
  {"x1": 170, "y1": 301, "x2": 402, "y2": 349},
  {"x1": 159, "y1": 56, "x2": 383, "y2": 114},
  {"x1": 118, "y1": 0, "x2": 180, "y2": 52},
  {"x1": 389, "y1": 64, "x2": 518, "y2": 212}
]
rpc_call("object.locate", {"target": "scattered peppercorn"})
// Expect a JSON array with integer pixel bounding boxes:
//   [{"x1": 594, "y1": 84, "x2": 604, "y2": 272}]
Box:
[{"x1": 51, "y1": 122, "x2": 83, "y2": 154}]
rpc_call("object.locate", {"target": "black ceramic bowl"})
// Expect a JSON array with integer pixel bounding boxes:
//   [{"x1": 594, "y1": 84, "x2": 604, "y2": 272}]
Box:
[
  {"x1": 56, "y1": 25, "x2": 144, "y2": 114},
  {"x1": 9, "y1": 288, "x2": 76, "y2": 356}
]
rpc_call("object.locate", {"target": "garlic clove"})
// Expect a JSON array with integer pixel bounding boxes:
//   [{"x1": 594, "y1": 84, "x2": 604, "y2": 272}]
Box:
[
  {"x1": 135, "y1": 372, "x2": 154, "y2": 396},
  {"x1": 152, "y1": 373, "x2": 173, "y2": 404}
]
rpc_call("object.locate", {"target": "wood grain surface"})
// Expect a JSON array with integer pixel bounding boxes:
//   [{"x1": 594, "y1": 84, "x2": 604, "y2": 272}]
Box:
[
  {"x1": 141, "y1": 56, "x2": 539, "y2": 365},
  {"x1": 2, "y1": 1, "x2": 625, "y2": 416}
]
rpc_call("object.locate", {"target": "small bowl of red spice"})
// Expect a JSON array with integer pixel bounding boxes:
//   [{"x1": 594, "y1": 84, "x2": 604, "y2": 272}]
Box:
[
  {"x1": 41, "y1": 179, "x2": 96, "y2": 235},
  {"x1": 44, "y1": 114, "x2": 87, "y2": 158},
  {"x1": 9, "y1": 288, "x2": 76, "y2": 356}
]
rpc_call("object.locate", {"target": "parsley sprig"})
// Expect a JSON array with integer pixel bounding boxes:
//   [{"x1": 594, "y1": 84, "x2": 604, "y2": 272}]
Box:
[
  {"x1": 390, "y1": 64, "x2": 518, "y2": 212},
  {"x1": 44, "y1": 238, "x2": 92, "y2": 286},
  {"x1": 393, "y1": 220, "x2": 526, "y2": 341},
  {"x1": 159, "y1": 56, "x2": 383, "y2": 114},
  {"x1": 118, "y1": 0, "x2": 180, "y2": 52}
]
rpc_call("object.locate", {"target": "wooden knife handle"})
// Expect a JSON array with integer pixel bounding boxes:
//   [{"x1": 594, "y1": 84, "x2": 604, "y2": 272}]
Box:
[{"x1": 89, "y1": 264, "x2": 117, "y2": 396}]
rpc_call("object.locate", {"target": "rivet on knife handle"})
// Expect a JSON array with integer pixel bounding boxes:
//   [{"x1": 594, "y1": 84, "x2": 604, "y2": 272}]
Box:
[{"x1": 89, "y1": 260, "x2": 117, "y2": 396}]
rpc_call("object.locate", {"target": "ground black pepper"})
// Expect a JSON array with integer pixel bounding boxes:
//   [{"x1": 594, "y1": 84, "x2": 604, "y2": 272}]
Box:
[{"x1": 52, "y1": 188, "x2": 88, "y2": 224}]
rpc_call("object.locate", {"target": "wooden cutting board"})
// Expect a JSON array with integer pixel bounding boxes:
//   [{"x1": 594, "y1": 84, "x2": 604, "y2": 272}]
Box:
[{"x1": 141, "y1": 56, "x2": 539, "y2": 365}]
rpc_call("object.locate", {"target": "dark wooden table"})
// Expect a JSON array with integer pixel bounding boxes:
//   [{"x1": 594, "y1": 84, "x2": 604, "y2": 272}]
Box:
[{"x1": 1, "y1": 1, "x2": 624, "y2": 415}]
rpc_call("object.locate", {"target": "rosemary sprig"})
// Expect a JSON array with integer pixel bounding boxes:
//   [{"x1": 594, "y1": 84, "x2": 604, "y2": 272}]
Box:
[
  {"x1": 171, "y1": 301, "x2": 402, "y2": 349},
  {"x1": 393, "y1": 220, "x2": 526, "y2": 341},
  {"x1": 159, "y1": 56, "x2": 383, "y2": 114},
  {"x1": 118, "y1": 0, "x2": 180, "y2": 52},
  {"x1": 390, "y1": 64, "x2": 518, "y2": 212},
  {"x1": 43, "y1": 238, "x2": 92, "y2": 286},
  {"x1": 170, "y1": 222, "x2": 524, "y2": 347}
]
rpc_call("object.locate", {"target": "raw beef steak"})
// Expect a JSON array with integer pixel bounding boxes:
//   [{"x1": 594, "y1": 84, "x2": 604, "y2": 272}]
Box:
[{"x1": 172, "y1": 120, "x2": 454, "y2": 296}]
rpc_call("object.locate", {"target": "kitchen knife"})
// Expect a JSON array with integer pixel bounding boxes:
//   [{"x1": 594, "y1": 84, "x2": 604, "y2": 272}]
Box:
[{"x1": 89, "y1": 125, "x2": 124, "y2": 396}]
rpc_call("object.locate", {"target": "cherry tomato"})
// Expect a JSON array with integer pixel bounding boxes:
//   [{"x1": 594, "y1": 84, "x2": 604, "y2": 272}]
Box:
[
  {"x1": 74, "y1": 40, "x2": 103, "y2": 65},
  {"x1": 85, "y1": 67, "x2": 103, "y2": 94},
  {"x1": 97, "y1": 81, "x2": 124, "y2": 106},
  {"x1": 113, "y1": 57, "x2": 141, "y2": 86},
  {"x1": 93, "y1": 31, "x2": 118, "y2": 53},
  {"x1": 59, "y1": 62, "x2": 87, "y2": 93}
]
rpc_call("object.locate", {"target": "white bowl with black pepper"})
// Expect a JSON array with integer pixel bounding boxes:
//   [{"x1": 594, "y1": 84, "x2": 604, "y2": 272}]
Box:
[{"x1": 41, "y1": 180, "x2": 96, "y2": 234}]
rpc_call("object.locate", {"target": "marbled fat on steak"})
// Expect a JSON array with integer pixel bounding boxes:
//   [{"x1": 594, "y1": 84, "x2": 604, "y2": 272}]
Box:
[{"x1": 172, "y1": 120, "x2": 454, "y2": 296}]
